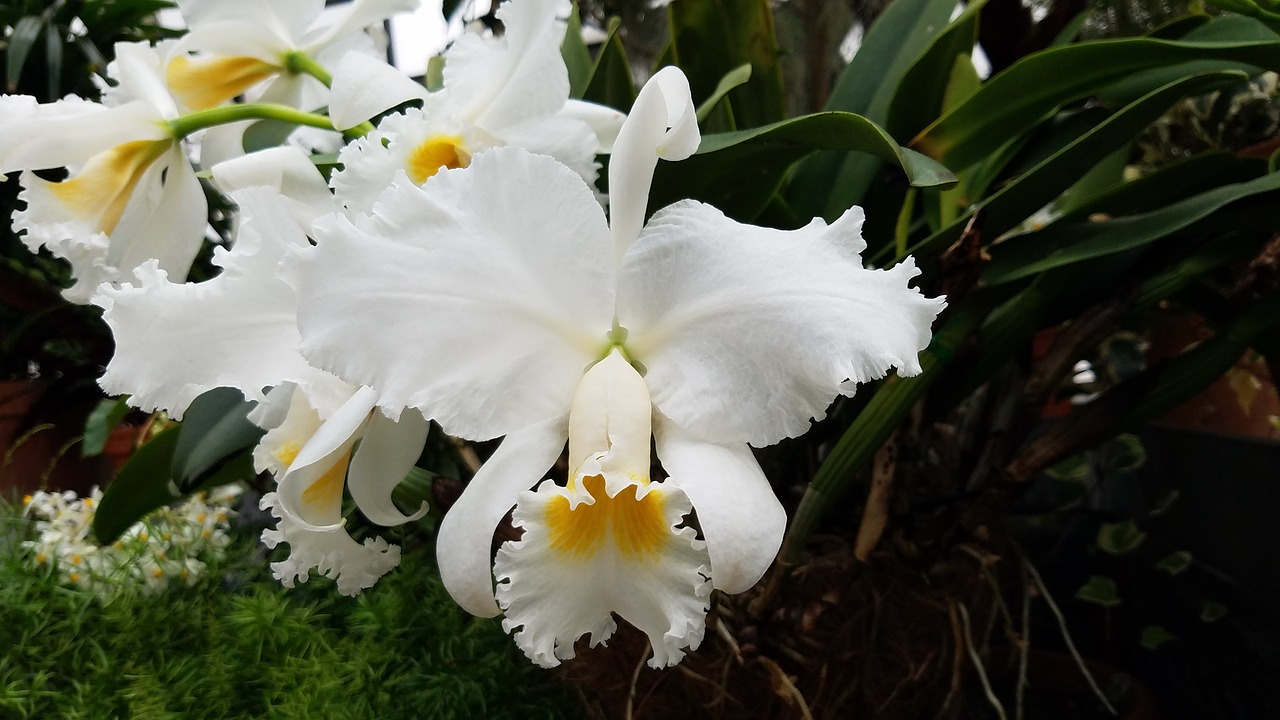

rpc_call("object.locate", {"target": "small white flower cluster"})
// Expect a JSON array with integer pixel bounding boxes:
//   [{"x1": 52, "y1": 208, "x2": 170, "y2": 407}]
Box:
[{"x1": 20, "y1": 485, "x2": 241, "y2": 597}]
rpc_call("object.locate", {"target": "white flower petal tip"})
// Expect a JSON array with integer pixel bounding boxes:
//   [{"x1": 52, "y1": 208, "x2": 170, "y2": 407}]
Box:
[
  {"x1": 330, "y1": 52, "x2": 428, "y2": 130},
  {"x1": 493, "y1": 476, "x2": 712, "y2": 669},
  {"x1": 260, "y1": 492, "x2": 400, "y2": 596}
]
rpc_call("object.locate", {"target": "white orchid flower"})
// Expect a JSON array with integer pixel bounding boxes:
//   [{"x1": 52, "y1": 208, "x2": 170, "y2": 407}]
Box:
[
  {"x1": 286, "y1": 66, "x2": 945, "y2": 668},
  {"x1": 166, "y1": 0, "x2": 419, "y2": 112},
  {"x1": 328, "y1": 0, "x2": 625, "y2": 214},
  {"x1": 93, "y1": 146, "x2": 427, "y2": 595},
  {"x1": 0, "y1": 42, "x2": 206, "y2": 303}
]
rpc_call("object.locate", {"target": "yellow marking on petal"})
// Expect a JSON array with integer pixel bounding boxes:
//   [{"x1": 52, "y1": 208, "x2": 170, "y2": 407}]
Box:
[
  {"x1": 546, "y1": 475, "x2": 668, "y2": 561},
  {"x1": 406, "y1": 134, "x2": 471, "y2": 184},
  {"x1": 70, "y1": 554, "x2": 82, "y2": 565},
  {"x1": 83, "y1": 497, "x2": 93, "y2": 508},
  {"x1": 152, "y1": 567, "x2": 164, "y2": 578},
  {"x1": 300, "y1": 451, "x2": 352, "y2": 516},
  {"x1": 69, "y1": 572, "x2": 81, "y2": 582},
  {"x1": 166, "y1": 54, "x2": 279, "y2": 110},
  {"x1": 49, "y1": 139, "x2": 171, "y2": 235},
  {"x1": 274, "y1": 441, "x2": 303, "y2": 468},
  {"x1": 22, "y1": 494, "x2": 33, "y2": 506},
  {"x1": 139, "y1": 531, "x2": 148, "y2": 541},
  {"x1": 35, "y1": 553, "x2": 47, "y2": 564}
]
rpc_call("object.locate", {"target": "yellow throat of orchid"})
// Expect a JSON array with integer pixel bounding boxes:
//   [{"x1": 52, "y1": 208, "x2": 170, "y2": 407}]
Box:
[
  {"x1": 49, "y1": 139, "x2": 172, "y2": 235},
  {"x1": 407, "y1": 134, "x2": 472, "y2": 184},
  {"x1": 545, "y1": 349, "x2": 669, "y2": 561}
]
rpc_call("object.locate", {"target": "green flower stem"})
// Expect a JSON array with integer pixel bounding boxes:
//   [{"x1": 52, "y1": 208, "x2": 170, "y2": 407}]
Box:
[
  {"x1": 168, "y1": 103, "x2": 365, "y2": 141},
  {"x1": 283, "y1": 51, "x2": 333, "y2": 87}
]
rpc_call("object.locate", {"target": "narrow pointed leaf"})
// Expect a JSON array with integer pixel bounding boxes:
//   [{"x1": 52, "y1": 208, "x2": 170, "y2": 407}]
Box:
[
  {"x1": 6, "y1": 16, "x2": 43, "y2": 92},
  {"x1": 93, "y1": 427, "x2": 181, "y2": 544},
  {"x1": 581, "y1": 18, "x2": 635, "y2": 111},
  {"x1": 650, "y1": 111, "x2": 956, "y2": 222}
]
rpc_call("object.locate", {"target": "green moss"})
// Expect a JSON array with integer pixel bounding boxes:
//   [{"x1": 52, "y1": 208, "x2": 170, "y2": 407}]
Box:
[{"x1": 0, "y1": 500, "x2": 579, "y2": 720}]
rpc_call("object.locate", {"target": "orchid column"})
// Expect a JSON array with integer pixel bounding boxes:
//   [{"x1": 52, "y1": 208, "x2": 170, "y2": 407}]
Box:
[{"x1": 287, "y1": 66, "x2": 946, "y2": 668}]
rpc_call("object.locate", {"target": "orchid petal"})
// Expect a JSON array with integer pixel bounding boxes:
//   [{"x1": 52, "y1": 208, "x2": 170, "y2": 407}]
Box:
[
  {"x1": 276, "y1": 385, "x2": 378, "y2": 528},
  {"x1": 494, "y1": 475, "x2": 710, "y2": 668},
  {"x1": 443, "y1": 0, "x2": 571, "y2": 132},
  {"x1": 0, "y1": 100, "x2": 166, "y2": 173},
  {"x1": 654, "y1": 416, "x2": 786, "y2": 594},
  {"x1": 559, "y1": 99, "x2": 627, "y2": 152},
  {"x1": 436, "y1": 416, "x2": 568, "y2": 617},
  {"x1": 607, "y1": 66, "x2": 697, "y2": 262},
  {"x1": 306, "y1": 0, "x2": 420, "y2": 51},
  {"x1": 347, "y1": 408, "x2": 431, "y2": 526},
  {"x1": 211, "y1": 145, "x2": 335, "y2": 223},
  {"x1": 95, "y1": 186, "x2": 311, "y2": 416},
  {"x1": 108, "y1": 146, "x2": 208, "y2": 282},
  {"x1": 620, "y1": 201, "x2": 946, "y2": 447},
  {"x1": 261, "y1": 492, "x2": 400, "y2": 596},
  {"x1": 288, "y1": 148, "x2": 613, "y2": 440},
  {"x1": 329, "y1": 52, "x2": 428, "y2": 130}
]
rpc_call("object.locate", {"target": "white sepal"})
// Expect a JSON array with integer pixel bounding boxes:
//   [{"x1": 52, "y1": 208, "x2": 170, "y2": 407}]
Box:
[{"x1": 329, "y1": 52, "x2": 428, "y2": 131}]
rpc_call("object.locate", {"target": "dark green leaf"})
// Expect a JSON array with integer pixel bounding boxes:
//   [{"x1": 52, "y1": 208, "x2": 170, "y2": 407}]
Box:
[
  {"x1": 1200, "y1": 599, "x2": 1228, "y2": 622},
  {"x1": 170, "y1": 387, "x2": 264, "y2": 492},
  {"x1": 561, "y1": 3, "x2": 591, "y2": 98},
  {"x1": 982, "y1": 169, "x2": 1280, "y2": 284},
  {"x1": 93, "y1": 427, "x2": 181, "y2": 544},
  {"x1": 1155, "y1": 550, "x2": 1193, "y2": 575},
  {"x1": 1140, "y1": 624, "x2": 1176, "y2": 649},
  {"x1": 914, "y1": 24, "x2": 1280, "y2": 168},
  {"x1": 43, "y1": 20, "x2": 62, "y2": 100},
  {"x1": 886, "y1": 0, "x2": 988, "y2": 142},
  {"x1": 1098, "y1": 519, "x2": 1146, "y2": 555},
  {"x1": 695, "y1": 63, "x2": 752, "y2": 122},
  {"x1": 581, "y1": 18, "x2": 635, "y2": 112},
  {"x1": 668, "y1": 0, "x2": 785, "y2": 131},
  {"x1": 890, "y1": 71, "x2": 1248, "y2": 268},
  {"x1": 6, "y1": 16, "x2": 43, "y2": 92},
  {"x1": 1075, "y1": 575, "x2": 1122, "y2": 607},
  {"x1": 649, "y1": 112, "x2": 956, "y2": 222},
  {"x1": 82, "y1": 397, "x2": 130, "y2": 458},
  {"x1": 788, "y1": 0, "x2": 960, "y2": 218}
]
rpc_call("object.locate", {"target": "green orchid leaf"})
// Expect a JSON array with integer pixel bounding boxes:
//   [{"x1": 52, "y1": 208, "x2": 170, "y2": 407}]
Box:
[
  {"x1": 1200, "y1": 600, "x2": 1228, "y2": 622},
  {"x1": 914, "y1": 21, "x2": 1280, "y2": 168},
  {"x1": 170, "y1": 387, "x2": 264, "y2": 492},
  {"x1": 1156, "y1": 551, "x2": 1194, "y2": 575},
  {"x1": 787, "y1": 0, "x2": 960, "y2": 218},
  {"x1": 649, "y1": 112, "x2": 956, "y2": 223},
  {"x1": 561, "y1": 3, "x2": 591, "y2": 98},
  {"x1": 93, "y1": 427, "x2": 182, "y2": 544},
  {"x1": 82, "y1": 397, "x2": 131, "y2": 458},
  {"x1": 581, "y1": 18, "x2": 635, "y2": 112},
  {"x1": 886, "y1": 0, "x2": 989, "y2": 142},
  {"x1": 1140, "y1": 625, "x2": 1176, "y2": 649},
  {"x1": 1098, "y1": 519, "x2": 1147, "y2": 555},
  {"x1": 695, "y1": 63, "x2": 752, "y2": 123},
  {"x1": 669, "y1": 0, "x2": 785, "y2": 132},
  {"x1": 6, "y1": 16, "x2": 43, "y2": 92},
  {"x1": 1075, "y1": 575, "x2": 1122, "y2": 607},
  {"x1": 889, "y1": 70, "x2": 1248, "y2": 268},
  {"x1": 982, "y1": 170, "x2": 1280, "y2": 285}
]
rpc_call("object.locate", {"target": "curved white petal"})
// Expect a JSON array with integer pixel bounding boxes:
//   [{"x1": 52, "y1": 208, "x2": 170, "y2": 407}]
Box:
[
  {"x1": 110, "y1": 42, "x2": 179, "y2": 119},
  {"x1": 0, "y1": 100, "x2": 166, "y2": 173},
  {"x1": 176, "y1": 20, "x2": 295, "y2": 64},
  {"x1": 607, "y1": 66, "x2": 698, "y2": 262},
  {"x1": 496, "y1": 113, "x2": 601, "y2": 192},
  {"x1": 261, "y1": 491, "x2": 400, "y2": 596},
  {"x1": 567, "y1": 349, "x2": 651, "y2": 496},
  {"x1": 620, "y1": 201, "x2": 946, "y2": 447},
  {"x1": 288, "y1": 148, "x2": 613, "y2": 440},
  {"x1": 329, "y1": 52, "x2": 429, "y2": 130},
  {"x1": 212, "y1": 145, "x2": 335, "y2": 224},
  {"x1": 347, "y1": 408, "x2": 431, "y2": 526},
  {"x1": 436, "y1": 416, "x2": 568, "y2": 618},
  {"x1": 494, "y1": 475, "x2": 710, "y2": 668},
  {"x1": 107, "y1": 146, "x2": 208, "y2": 283},
  {"x1": 275, "y1": 385, "x2": 378, "y2": 528},
  {"x1": 443, "y1": 0, "x2": 571, "y2": 132},
  {"x1": 654, "y1": 416, "x2": 786, "y2": 594},
  {"x1": 559, "y1": 99, "x2": 627, "y2": 152},
  {"x1": 306, "y1": 0, "x2": 420, "y2": 52},
  {"x1": 95, "y1": 186, "x2": 312, "y2": 416}
]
